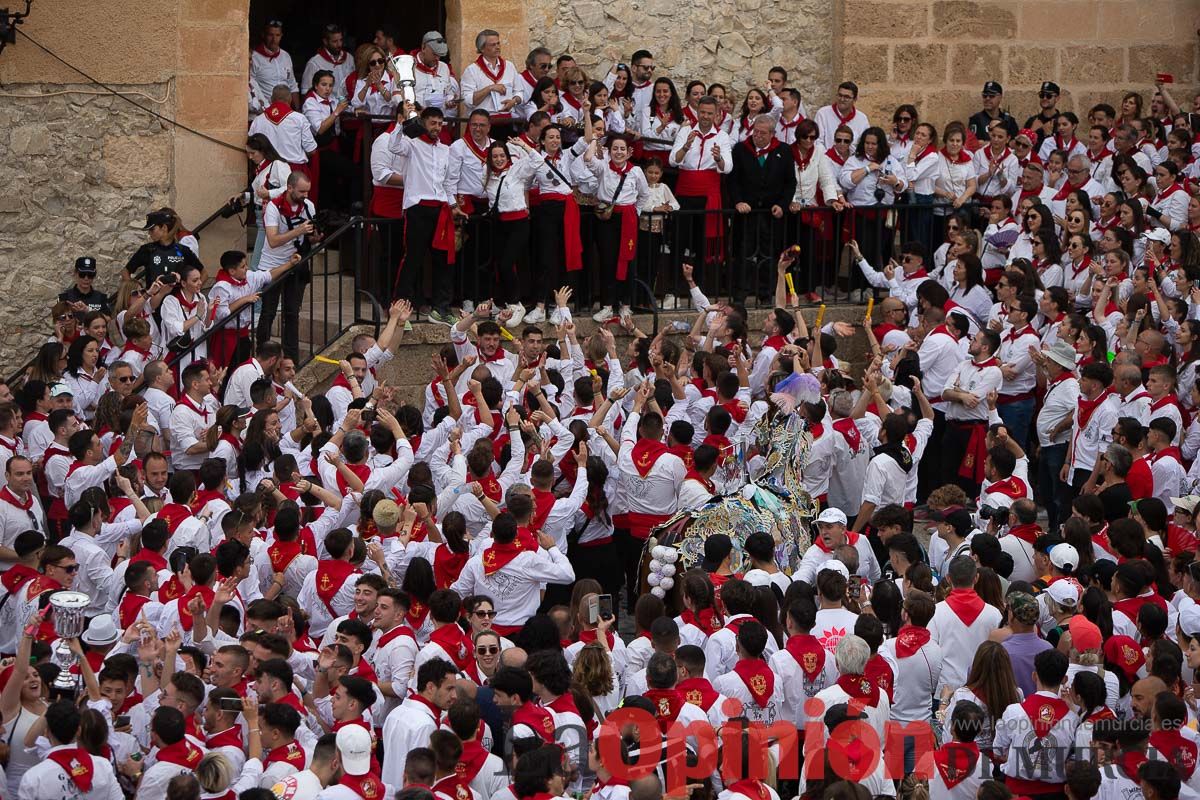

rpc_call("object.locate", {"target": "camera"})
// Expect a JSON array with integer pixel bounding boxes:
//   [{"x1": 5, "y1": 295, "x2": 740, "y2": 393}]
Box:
[
  {"x1": 978, "y1": 505, "x2": 1009, "y2": 526},
  {"x1": 219, "y1": 193, "x2": 249, "y2": 219}
]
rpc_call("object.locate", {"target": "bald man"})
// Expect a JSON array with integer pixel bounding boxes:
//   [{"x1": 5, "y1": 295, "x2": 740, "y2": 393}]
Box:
[
  {"x1": 872, "y1": 298, "x2": 912, "y2": 353},
  {"x1": 1131, "y1": 677, "x2": 1169, "y2": 718},
  {"x1": 1113, "y1": 364, "x2": 1151, "y2": 425}
]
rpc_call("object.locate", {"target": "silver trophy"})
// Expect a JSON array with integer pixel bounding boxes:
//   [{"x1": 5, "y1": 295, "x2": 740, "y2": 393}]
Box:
[
  {"x1": 48, "y1": 591, "x2": 90, "y2": 692},
  {"x1": 389, "y1": 53, "x2": 420, "y2": 119}
]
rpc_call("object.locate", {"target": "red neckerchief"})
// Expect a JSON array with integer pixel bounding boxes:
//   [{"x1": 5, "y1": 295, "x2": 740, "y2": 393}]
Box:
[
  {"x1": 265, "y1": 740, "x2": 307, "y2": 769},
  {"x1": 941, "y1": 146, "x2": 971, "y2": 165},
  {"x1": 1117, "y1": 750, "x2": 1148, "y2": 780},
  {"x1": 511, "y1": 701, "x2": 555, "y2": 743},
  {"x1": 191, "y1": 488, "x2": 225, "y2": 513},
  {"x1": 608, "y1": 158, "x2": 634, "y2": 176},
  {"x1": 130, "y1": 547, "x2": 167, "y2": 571},
  {"x1": 631, "y1": 438, "x2": 668, "y2": 477},
  {"x1": 0, "y1": 485, "x2": 32, "y2": 511},
  {"x1": 473, "y1": 54, "x2": 506, "y2": 83},
  {"x1": 895, "y1": 625, "x2": 932, "y2": 658},
  {"x1": 1077, "y1": 388, "x2": 1115, "y2": 434},
  {"x1": 0, "y1": 563, "x2": 38, "y2": 594},
  {"x1": 315, "y1": 559, "x2": 356, "y2": 611},
  {"x1": 429, "y1": 623, "x2": 475, "y2": 673},
  {"x1": 933, "y1": 741, "x2": 980, "y2": 789},
  {"x1": 268, "y1": 540, "x2": 302, "y2": 574},
  {"x1": 461, "y1": 134, "x2": 490, "y2": 164},
  {"x1": 912, "y1": 143, "x2": 937, "y2": 162},
  {"x1": 702, "y1": 433, "x2": 732, "y2": 459},
  {"x1": 784, "y1": 633, "x2": 826, "y2": 681},
  {"x1": 317, "y1": 47, "x2": 347, "y2": 65},
  {"x1": 578, "y1": 628, "x2": 615, "y2": 649},
  {"x1": 733, "y1": 658, "x2": 775, "y2": 708},
  {"x1": 1069, "y1": 255, "x2": 1093, "y2": 279},
  {"x1": 177, "y1": 392, "x2": 209, "y2": 422},
  {"x1": 986, "y1": 145, "x2": 1012, "y2": 165},
  {"x1": 1153, "y1": 445, "x2": 1184, "y2": 465},
  {"x1": 376, "y1": 624, "x2": 416, "y2": 650},
  {"x1": 518, "y1": 68, "x2": 537, "y2": 88},
  {"x1": 680, "y1": 607, "x2": 720, "y2": 636},
  {"x1": 1055, "y1": 133, "x2": 1080, "y2": 153},
  {"x1": 677, "y1": 676, "x2": 719, "y2": 710},
  {"x1": 1157, "y1": 183, "x2": 1187, "y2": 202},
  {"x1": 406, "y1": 599, "x2": 430, "y2": 630},
  {"x1": 684, "y1": 469, "x2": 715, "y2": 494},
  {"x1": 47, "y1": 747, "x2": 96, "y2": 792},
  {"x1": 1021, "y1": 693, "x2": 1070, "y2": 738},
  {"x1": 253, "y1": 157, "x2": 275, "y2": 178},
  {"x1": 118, "y1": 592, "x2": 151, "y2": 630},
  {"x1": 254, "y1": 43, "x2": 280, "y2": 60},
  {"x1": 158, "y1": 574, "x2": 184, "y2": 602},
  {"x1": 831, "y1": 418, "x2": 862, "y2": 453},
  {"x1": 468, "y1": 471, "x2": 502, "y2": 502},
  {"x1": 157, "y1": 503, "x2": 194, "y2": 536},
  {"x1": 178, "y1": 585, "x2": 214, "y2": 631},
  {"x1": 727, "y1": 781, "x2": 771, "y2": 800},
  {"x1": 643, "y1": 688, "x2": 686, "y2": 732},
  {"x1": 944, "y1": 587, "x2": 986, "y2": 626},
  {"x1": 155, "y1": 738, "x2": 204, "y2": 769},
  {"x1": 562, "y1": 91, "x2": 583, "y2": 111},
  {"x1": 1007, "y1": 522, "x2": 1042, "y2": 545},
  {"x1": 206, "y1": 725, "x2": 244, "y2": 750},
  {"x1": 214, "y1": 268, "x2": 247, "y2": 288},
  {"x1": 864, "y1": 653, "x2": 895, "y2": 701},
  {"x1": 682, "y1": 105, "x2": 699, "y2": 126},
  {"x1": 263, "y1": 100, "x2": 293, "y2": 126},
  {"x1": 339, "y1": 773, "x2": 387, "y2": 799},
  {"x1": 835, "y1": 672, "x2": 881, "y2": 707},
  {"x1": 1003, "y1": 323, "x2": 1036, "y2": 343},
  {"x1": 434, "y1": 545, "x2": 469, "y2": 590},
  {"x1": 825, "y1": 146, "x2": 847, "y2": 166},
  {"x1": 815, "y1": 530, "x2": 859, "y2": 554},
  {"x1": 1150, "y1": 730, "x2": 1199, "y2": 779},
  {"x1": 1053, "y1": 179, "x2": 1086, "y2": 201},
  {"x1": 831, "y1": 104, "x2": 857, "y2": 126},
  {"x1": 336, "y1": 462, "x2": 372, "y2": 495},
  {"x1": 482, "y1": 540, "x2": 524, "y2": 576}
]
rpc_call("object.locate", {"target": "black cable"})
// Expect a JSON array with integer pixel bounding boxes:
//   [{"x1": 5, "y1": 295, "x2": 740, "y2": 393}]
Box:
[{"x1": 16, "y1": 28, "x2": 244, "y2": 154}]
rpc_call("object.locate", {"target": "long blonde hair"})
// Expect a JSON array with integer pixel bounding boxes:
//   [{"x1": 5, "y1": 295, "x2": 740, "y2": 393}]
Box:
[
  {"x1": 354, "y1": 44, "x2": 386, "y2": 78},
  {"x1": 571, "y1": 642, "x2": 614, "y2": 697}
]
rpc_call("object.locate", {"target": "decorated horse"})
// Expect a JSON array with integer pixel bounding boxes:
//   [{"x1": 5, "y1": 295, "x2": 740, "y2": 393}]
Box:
[{"x1": 640, "y1": 373, "x2": 820, "y2": 598}]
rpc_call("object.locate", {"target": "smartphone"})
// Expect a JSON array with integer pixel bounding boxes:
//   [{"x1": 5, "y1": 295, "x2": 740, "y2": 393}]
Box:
[
  {"x1": 586, "y1": 596, "x2": 598, "y2": 625},
  {"x1": 114, "y1": 715, "x2": 130, "y2": 728},
  {"x1": 1158, "y1": 73, "x2": 1175, "y2": 84},
  {"x1": 1146, "y1": 206, "x2": 1162, "y2": 218},
  {"x1": 218, "y1": 696, "x2": 244, "y2": 712},
  {"x1": 161, "y1": 272, "x2": 178, "y2": 285},
  {"x1": 597, "y1": 594, "x2": 614, "y2": 621}
]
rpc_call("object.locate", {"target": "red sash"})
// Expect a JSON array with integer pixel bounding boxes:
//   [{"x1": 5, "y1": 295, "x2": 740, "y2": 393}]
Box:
[
  {"x1": 1021, "y1": 693, "x2": 1070, "y2": 738},
  {"x1": 315, "y1": 559, "x2": 357, "y2": 614},
  {"x1": 675, "y1": 168, "x2": 724, "y2": 261},
  {"x1": 643, "y1": 688, "x2": 685, "y2": 732},
  {"x1": 944, "y1": 588, "x2": 986, "y2": 626},
  {"x1": 784, "y1": 634, "x2": 826, "y2": 681},
  {"x1": 47, "y1": 748, "x2": 95, "y2": 792},
  {"x1": 733, "y1": 658, "x2": 775, "y2": 708}
]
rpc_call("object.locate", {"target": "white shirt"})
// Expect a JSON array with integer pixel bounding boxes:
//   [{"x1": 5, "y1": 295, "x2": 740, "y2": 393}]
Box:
[
  {"x1": 484, "y1": 151, "x2": 542, "y2": 214},
  {"x1": 791, "y1": 150, "x2": 842, "y2": 206},
  {"x1": 380, "y1": 694, "x2": 441, "y2": 787},
  {"x1": 905, "y1": 147, "x2": 943, "y2": 195},
  {"x1": 993, "y1": 691, "x2": 1079, "y2": 785},
  {"x1": 928, "y1": 596, "x2": 1004, "y2": 694},
  {"x1": 267, "y1": 768, "x2": 325, "y2": 800},
  {"x1": 702, "y1": 614, "x2": 779, "y2": 679},
  {"x1": 260, "y1": 196, "x2": 316, "y2": 270},
  {"x1": 879, "y1": 634, "x2": 943, "y2": 724},
  {"x1": 460, "y1": 57, "x2": 520, "y2": 116},
  {"x1": 586, "y1": 159, "x2": 651, "y2": 208},
  {"x1": 1037, "y1": 375, "x2": 1079, "y2": 448},
  {"x1": 223, "y1": 358, "x2": 267, "y2": 409},
  {"x1": 250, "y1": 47, "x2": 299, "y2": 102},
  {"x1": 301, "y1": 50, "x2": 354, "y2": 100},
  {"x1": 795, "y1": 531, "x2": 882, "y2": 586},
  {"x1": 209, "y1": 270, "x2": 273, "y2": 332},
  {"x1": 670, "y1": 125, "x2": 734, "y2": 173},
  {"x1": 443, "y1": 136, "x2": 492, "y2": 202},
  {"x1": 301, "y1": 93, "x2": 339, "y2": 137},
  {"x1": 19, "y1": 745, "x2": 122, "y2": 800},
  {"x1": 450, "y1": 546, "x2": 575, "y2": 629},
  {"x1": 1070, "y1": 391, "x2": 1120, "y2": 473},
  {"x1": 168, "y1": 393, "x2": 220, "y2": 472},
  {"x1": 997, "y1": 325, "x2": 1041, "y2": 398},
  {"x1": 370, "y1": 129, "x2": 407, "y2": 189},
  {"x1": 944, "y1": 359, "x2": 1003, "y2": 423},
  {"x1": 769, "y1": 637, "x2": 839, "y2": 726},
  {"x1": 971, "y1": 145, "x2": 1020, "y2": 198},
  {"x1": 712, "y1": 663, "x2": 787, "y2": 725},
  {"x1": 839, "y1": 154, "x2": 908, "y2": 205},
  {"x1": 58, "y1": 529, "x2": 115, "y2": 616},
  {"x1": 413, "y1": 59, "x2": 459, "y2": 111},
  {"x1": 814, "y1": 105, "x2": 869, "y2": 150},
  {"x1": 861, "y1": 421, "x2": 933, "y2": 509},
  {"x1": 387, "y1": 131, "x2": 451, "y2": 208},
  {"x1": 248, "y1": 107, "x2": 317, "y2": 164},
  {"x1": 637, "y1": 107, "x2": 683, "y2": 152}
]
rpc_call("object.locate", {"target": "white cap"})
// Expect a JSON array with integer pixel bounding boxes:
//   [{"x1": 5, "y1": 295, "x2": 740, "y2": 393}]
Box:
[
  {"x1": 335, "y1": 724, "x2": 373, "y2": 776},
  {"x1": 815, "y1": 508, "x2": 848, "y2": 526},
  {"x1": 1179, "y1": 600, "x2": 1200, "y2": 639},
  {"x1": 1171, "y1": 495, "x2": 1200, "y2": 514},
  {"x1": 742, "y1": 568, "x2": 771, "y2": 588},
  {"x1": 1142, "y1": 227, "x2": 1171, "y2": 245},
  {"x1": 818, "y1": 559, "x2": 850, "y2": 580},
  {"x1": 1049, "y1": 543, "x2": 1079, "y2": 572},
  {"x1": 1046, "y1": 579, "x2": 1080, "y2": 608}
]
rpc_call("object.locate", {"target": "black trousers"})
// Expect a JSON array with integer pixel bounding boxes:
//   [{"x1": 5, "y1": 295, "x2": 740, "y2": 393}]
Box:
[
  {"x1": 731, "y1": 209, "x2": 785, "y2": 303},
  {"x1": 399, "y1": 203, "x2": 450, "y2": 312},
  {"x1": 257, "y1": 272, "x2": 309, "y2": 362},
  {"x1": 596, "y1": 213, "x2": 629, "y2": 308},
  {"x1": 614, "y1": 529, "x2": 645, "y2": 613},
  {"x1": 916, "y1": 410, "x2": 946, "y2": 504},
  {"x1": 676, "y1": 195, "x2": 707, "y2": 283},
  {"x1": 491, "y1": 217, "x2": 531, "y2": 306}
]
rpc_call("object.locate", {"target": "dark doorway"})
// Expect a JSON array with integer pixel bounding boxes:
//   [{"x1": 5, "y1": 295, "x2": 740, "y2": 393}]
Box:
[{"x1": 248, "y1": 0, "x2": 447, "y2": 73}]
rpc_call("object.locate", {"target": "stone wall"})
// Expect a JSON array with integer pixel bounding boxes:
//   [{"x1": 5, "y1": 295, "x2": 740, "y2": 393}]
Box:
[
  {"x1": 525, "y1": 0, "x2": 835, "y2": 112},
  {"x1": 840, "y1": 0, "x2": 1200, "y2": 131}
]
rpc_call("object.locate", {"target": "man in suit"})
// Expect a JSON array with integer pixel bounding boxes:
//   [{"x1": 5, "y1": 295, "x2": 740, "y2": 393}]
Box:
[{"x1": 729, "y1": 116, "x2": 797, "y2": 304}]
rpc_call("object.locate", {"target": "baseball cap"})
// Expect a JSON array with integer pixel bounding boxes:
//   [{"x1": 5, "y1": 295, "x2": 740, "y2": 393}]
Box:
[
  {"x1": 1068, "y1": 615, "x2": 1102, "y2": 651},
  {"x1": 815, "y1": 508, "x2": 848, "y2": 526},
  {"x1": 1040, "y1": 81, "x2": 1061, "y2": 95},
  {"x1": 701, "y1": 534, "x2": 733, "y2": 572},
  {"x1": 982, "y1": 81, "x2": 1003, "y2": 96},
  {"x1": 742, "y1": 569, "x2": 771, "y2": 588},
  {"x1": 1102, "y1": 635, "x2": 1146, "y2": 680},
  {"x1": 1179, "y1": 602, "x2": 1200, "y2": 639},
  {"x1": 74, "y1": 256, "x2": 97, "y2": 275},
  {"x1": 373, "y1": 498, "x2": 400, "y2": 528},
  {"x1": 1007, "y1": 592, "x2": 1039, "y2": 626},
  {"x1": 335, "y1": 724, "x2": 373, "y2": 776},
  {"x1": 818, "y1": 559, "x2": 850, "y2": 581},
  {"x1": 1142, "y1": 228, "x2": 1171, "y2": 245},
  {"x1": 1171, "y1": 495, "x2": 1200, "y2": 514},
  {"x1": 933, "y1": 505, "x2": 974, "y2": 538},
  {"x1": 422, "y1": 31, "x2": 449, "y2": 57},
  {"x1": 1046, "y1": 578, "x2": 1080, "y2": 608},
  {"x1": 142, "y1": 209, "x2": 176, "y2": 230},
  {"x1": 1049, "y1": 543, "x2": 1079, "y2": 572},
  {"x1": 49, "y1": 383, "x2": 74, "y2": 398}
]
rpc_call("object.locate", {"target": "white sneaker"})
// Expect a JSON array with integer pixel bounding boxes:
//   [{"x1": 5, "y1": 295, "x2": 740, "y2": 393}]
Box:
[
  {"x1": 524, "y1": 304, "x2": 546, "y2": 324},
  {"x1": 619, "y1": 304, "x2": 633, "y2": 322},
  {"x1": 549, "y1": 306, "x2": 564, "y2": 326},
  {"x1": 506, "y1": 303, "x2": 526, "y2": 327},
  {"x1": 592, "y1": 305, "x2": 614, "y2": 322},
  {"x1": 662, "y1": 294, "x2": 677, "y2": 310},
  {"x1": 461, "y1": 299, "x2": 475, "y2": 315}
]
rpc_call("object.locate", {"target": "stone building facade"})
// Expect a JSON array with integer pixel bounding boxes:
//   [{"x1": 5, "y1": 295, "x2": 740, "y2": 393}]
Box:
[{"x1": 0, "y1": 0, "x2": 1195, "y2": 374}]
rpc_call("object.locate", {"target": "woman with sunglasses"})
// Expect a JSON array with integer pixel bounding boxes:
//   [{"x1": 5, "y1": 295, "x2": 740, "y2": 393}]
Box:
[
  {"x1": 346, "y1": 45, "x2": 396, "y2": 117},
  {"x1": 888, "y1": 104, "x2": 918, "y2": 162},
  {"x1": 557, "y1": 66, "x2": 591, "y2": 144},
  {"x1": 932, "y1": 213, "x2": 972, "y2": 277},
  {"x1": 1059, "y1": 206, "x2": 1095, "y2": 256}
]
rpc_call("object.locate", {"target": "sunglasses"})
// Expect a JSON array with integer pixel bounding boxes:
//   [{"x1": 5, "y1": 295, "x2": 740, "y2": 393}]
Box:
[
  {"x1": 802, "y1": 133, "x2": 818, "y2": 140},
  {"x1": 535, "y1": 62, "x2": 551, "y2": 70},
  {"x1": 473, "y1": 609, "x2": 497, "y2": 618},
  {"x1": 896, "y1": 116, "x2": 912, "y2": 123},
  {"x1": 1038, "y1": 92, "x2": 1056, "y2": 99},
  {"x1": 476, "y1": 645, "x2": 500, "y2": 655},
  {"x1": 54, "y1": 563, "x2": 80, "y2": 574},
  {"x1": 266, "y1": 19, "x2": 283, "y2": 27},
  {"x1": 116, "y1": 375, "x2": 136, "y2": 383},
  {"x1": 369, "y1": 59, "x2": 385, "y2": 66},
  {"x1": 835, "y1": 138, "x2": 852, "y2": 144},
  {"x1": 568, "y1": 80, "x2": 585, "y2": 86},
  {"x1": 982, "y1": 93, "x2": 999, "y2": 98},
  {"x1": 634, "y1": 63, "x2": 655, "y2": 71}
]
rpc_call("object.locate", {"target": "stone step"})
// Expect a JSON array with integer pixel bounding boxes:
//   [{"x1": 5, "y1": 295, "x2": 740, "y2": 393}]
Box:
[{"x1": 295, "y1": 303, "x2": 873, "y2": 407}]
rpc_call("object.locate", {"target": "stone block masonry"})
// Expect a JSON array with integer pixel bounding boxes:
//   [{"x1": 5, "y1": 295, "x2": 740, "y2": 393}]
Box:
[
  {"x1": 840, "y1": 0, "x2": 1200, "y2": 130},
  {"x1": 0, "y1": 84, "x2": 173, "y2": 375}
]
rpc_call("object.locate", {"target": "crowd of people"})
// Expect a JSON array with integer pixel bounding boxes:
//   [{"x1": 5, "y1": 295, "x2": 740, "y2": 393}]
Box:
[{"x1": 7, "y1": 16, "x2": 1200, "y2": 800}]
